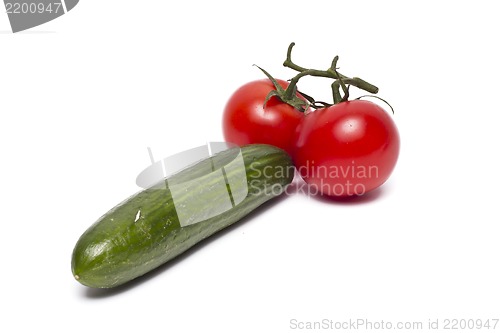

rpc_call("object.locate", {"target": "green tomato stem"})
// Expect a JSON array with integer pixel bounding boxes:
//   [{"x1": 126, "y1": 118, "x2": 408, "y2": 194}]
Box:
[
  {"x1": 282, "y1": 42, "x2": 379, "y2": 102},
  {"x1": 254, "y1": 43, "x2": 381, "y2": 111}
]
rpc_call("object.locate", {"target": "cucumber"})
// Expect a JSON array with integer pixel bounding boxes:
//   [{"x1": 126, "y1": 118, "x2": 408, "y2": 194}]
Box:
[{"x1": 71, "y1": 144, "x2": 294, "y2": 288}]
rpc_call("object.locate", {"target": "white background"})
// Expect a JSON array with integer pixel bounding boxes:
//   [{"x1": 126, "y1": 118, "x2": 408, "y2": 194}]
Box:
[{"x1": 1, "y1": 1, "x2": 499, "y2": 332}]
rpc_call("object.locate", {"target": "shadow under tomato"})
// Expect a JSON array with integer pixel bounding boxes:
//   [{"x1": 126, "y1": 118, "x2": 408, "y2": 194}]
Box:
[
  {"x1": 310, "y1": 186, "x2": 385, "y2": 205},
  {"x1": 289, "y1": 173, "x2": 391, "y2": 205},
  {"x1": 80, "y1": 192, "x2": 291, "y2": 299}
]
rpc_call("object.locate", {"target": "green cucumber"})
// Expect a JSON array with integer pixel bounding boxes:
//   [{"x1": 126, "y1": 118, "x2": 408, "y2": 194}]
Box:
[{"x1": 71, "y1": 144, "x2": 294, "y2": 288}]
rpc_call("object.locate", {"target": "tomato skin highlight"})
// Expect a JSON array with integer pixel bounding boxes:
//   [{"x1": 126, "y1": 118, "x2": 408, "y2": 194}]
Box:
[
  {"x1": 222, "y1": 79, "x2": 306, "y2": 156},
  {"x1": 293, "y1": 100, "x2": 400, "y2": 197}
]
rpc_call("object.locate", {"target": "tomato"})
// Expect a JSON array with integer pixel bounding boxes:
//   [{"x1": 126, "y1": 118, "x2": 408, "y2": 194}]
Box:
[
  {"x1": 222, "y1": 79, "x2": 307, "y2": 156},
  {"x1": 293, "y1": 100, "x2": 400, "y2": 197}
]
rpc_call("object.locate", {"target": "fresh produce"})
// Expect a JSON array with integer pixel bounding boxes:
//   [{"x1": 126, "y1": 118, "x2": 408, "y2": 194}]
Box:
[
  {"x1": 282, "y1": 44, "x2": 399, "y2": 196},
  {"x1": 72, "y1": 144, "x2": 294, "y2": 288},
  {"x1": 71, "y1": 43, "x2": 400, "y2": 290},
  {"x1": 222, "y1": 76, "x2": 307, "y2": 156},
  {"x1": 293, "y1": 100, "x2": 400, "y2": 196},
  {"x1": 224, "y1": 43, "x2": 399, "y2": 197}
]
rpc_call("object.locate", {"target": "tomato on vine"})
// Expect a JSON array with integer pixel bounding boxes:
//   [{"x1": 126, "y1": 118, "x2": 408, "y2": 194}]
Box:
[
  {"x1": 222, "y1": 73, "x2": 308, "y2": 156},
  {"x1": 293, "y1": 99, "x2": 400, "y2": 197},
  {"x1": 222, "y1": 42, "x2": 399, "y2": 197},
  {"x1": 282, "y1": 44, "x2": 399, "y2": 197}
]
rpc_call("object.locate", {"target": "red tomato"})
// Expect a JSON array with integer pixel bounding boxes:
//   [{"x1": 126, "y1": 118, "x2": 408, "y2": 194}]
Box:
[
  {"x1": 222, "y1": 79, "x2": 307, "y2": 155},
  {"x1": 293, "y1": 100, "x2": 400, "y2": 197}
]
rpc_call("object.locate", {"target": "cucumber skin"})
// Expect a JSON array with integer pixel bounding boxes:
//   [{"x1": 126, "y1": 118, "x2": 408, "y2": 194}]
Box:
[{"x1": 71, "y1": 144, "x2": 294, "y2": 288}]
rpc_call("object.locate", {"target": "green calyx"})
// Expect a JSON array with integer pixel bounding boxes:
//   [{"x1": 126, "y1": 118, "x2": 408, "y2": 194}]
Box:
[
  {"x1": 254, "y1": 65, "x2": 310, "y2": 113},
  {"x1": 255, "y1": 42, "x2": 383, "y2": 112}
]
